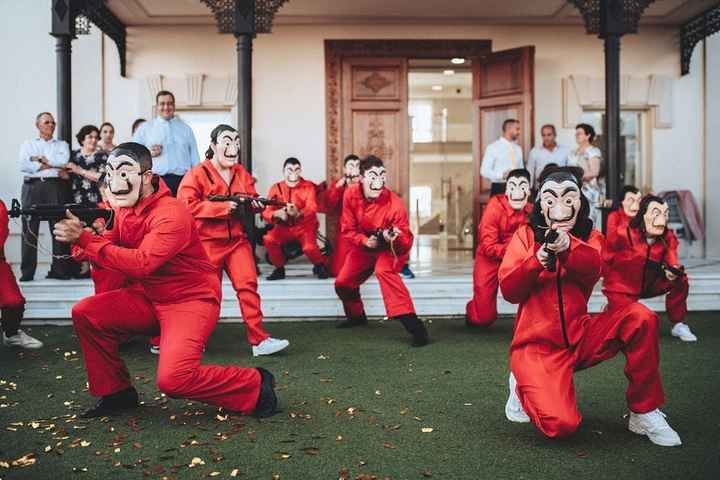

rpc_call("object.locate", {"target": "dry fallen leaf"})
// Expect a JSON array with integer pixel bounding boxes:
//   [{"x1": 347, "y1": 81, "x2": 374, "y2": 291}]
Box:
[
  {"x1": 230, "y1": 468, "x2": 240, "y2": 477},
  {"x1": 421, "y1": 427, "x2": 434, "y2": 433},
  {"x1": 208, "y1": 472, "x2": 221, "y2": 477},
  {"x1": 80, "y1": 441, "x2": 91, "y2": 447},
  {"x1": 11, "y1": 453, "x2": 36, "y2": 467},
  {"x1": 274, "y1": 451, "x2": 291, "y2": 460},
  {"x1": 422, "y1": 468, "x2": 433, "y2": 477},
  {"x1": 188, "y1": 457, "x2": 205, "y2": 468},
  {"x1": 302, "y1": 447, "x2": 320, "y2": 456}
]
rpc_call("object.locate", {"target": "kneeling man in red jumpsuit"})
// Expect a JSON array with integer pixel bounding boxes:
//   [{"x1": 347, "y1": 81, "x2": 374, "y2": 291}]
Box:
[
  {"x1": 465, "y1": 168, "x2": 532, "y2": 327},
  {"x1": 54, "y1": 142, "x2": 278, "y2": 418},
  {"x1": 604, "y1": 194, "x2": 696, "y2": 342},
  {"x1": 499, "y1": 167, "x2": 681, "y2": 446},
  {"x1": 334, "y1": 155, "x2": 428, "y2": 346}
]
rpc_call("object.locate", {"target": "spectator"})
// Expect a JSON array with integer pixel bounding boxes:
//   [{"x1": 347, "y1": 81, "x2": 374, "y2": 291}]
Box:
[
  {"x1": 527, "y1": 124, "x2": 570, "y2": 189},
  {"x1": 66, "y1": 125, "x2": 107, "y2": 206},
  {"x1": 131, "y1": 118, "x2": 146, "y2": 136},
  {"x1": 18, "y1": 112, "x2": 72, "y2": 281},
  {"x1": 568, "y1": 123, "x2": 604, "y2": 229},
  {"x1": 132, "y1": 91, "x2": 200, "y2": 195},
  {"x1": 480, "y1": 119, "x2": 524, "y2": 195},
  {"x1": 98, "y1": 122, "x2": 116, "y2": 153}
]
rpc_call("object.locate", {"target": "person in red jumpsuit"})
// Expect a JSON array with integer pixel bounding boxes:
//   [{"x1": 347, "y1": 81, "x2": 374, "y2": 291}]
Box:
[
  {"x1": 499, "y1": 167, "x2": 681, "y2": 446},
  {"x1": 466, "y1": 168, "x2": 532, "y2": 327},
  {"x1": 606, "y1": 185, "x2": 641, "y2": 246},
  {"x1": 318, "y1": 154, "x2": 361, "y2": 277},
  {"x1": 0, "y1": 200, "x2": 43, "y2": 349},
  {"x1": 603, "y1": 194, "x2": 696, "y2": 342},
  {"x1": 177, "y1": 124, "x2": 289, "y2": 357},
  {"x1": 53, "y1": 142, "x2": 278, "y2": 418},
  {"x1": 262, "y1": 158, "x2": 329, "y2": 280},
  {"x1": 334, "y1": 155, "x2": 429, "y2": 346}
]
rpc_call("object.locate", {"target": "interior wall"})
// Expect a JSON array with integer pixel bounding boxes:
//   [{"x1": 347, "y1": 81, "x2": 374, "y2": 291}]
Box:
[{"x1": 705, "y1": 34, "x2": 720, "y2": 257}]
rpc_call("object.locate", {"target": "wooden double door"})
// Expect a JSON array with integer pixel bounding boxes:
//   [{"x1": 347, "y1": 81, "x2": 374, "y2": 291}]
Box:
[{"x1": 325, "y1": 41, "x2": 535, "y2": 247}]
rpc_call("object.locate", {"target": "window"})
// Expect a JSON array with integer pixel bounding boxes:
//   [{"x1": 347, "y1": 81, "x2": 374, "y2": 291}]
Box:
[
  {"x1": 409, "y1": 101, "x2": 433, "y2": 143},
  {"x1": 410, "y1": 186, "x2": 433, "y2": 219},
  {"x1": 176, "y1": 110, "x2": 233, "y2": 151}
]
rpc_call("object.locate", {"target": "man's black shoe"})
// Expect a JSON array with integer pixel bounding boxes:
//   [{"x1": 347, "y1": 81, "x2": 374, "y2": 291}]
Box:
[
  {"x1": 79, "y1": 387, "x2": 139, "y2": 418},
  {"x1": 397, "y1": 313, "x2": 429, "y2": 347},
  {"x1": 19, "y1": 275, "x2": 33, "y2": 282},
  {"x1": 336, "y1": 315, "x2": 368, "y2": 329},
  {"x1": 266, "y1": 267, "x2": 285, "y2": 281},
  {"x1": 253, "y1": 367, "x2": 279, "y2": 418},
  {"x1": 46, "y1": 270, "x2": 72, "y2": 280},
  {"x1": 315, "y1": 264, "x2": 329, "y2": 279}
]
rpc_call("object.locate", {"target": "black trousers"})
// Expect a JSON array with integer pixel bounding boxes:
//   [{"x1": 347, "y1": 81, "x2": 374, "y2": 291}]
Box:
[
  {"x1": 20, "y1": 178, "x2": 72, "y2": 279},
  {"x1": 161, "y1": 174, "x2": 184, "y2": 197}
]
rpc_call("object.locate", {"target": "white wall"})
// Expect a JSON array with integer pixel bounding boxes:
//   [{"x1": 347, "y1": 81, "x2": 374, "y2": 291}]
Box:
[{"x1": 705, "y1": 34, "x2": 720, "y2": 257}]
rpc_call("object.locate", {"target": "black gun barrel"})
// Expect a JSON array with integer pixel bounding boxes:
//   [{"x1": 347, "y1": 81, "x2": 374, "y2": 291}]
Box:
[
  {"x1": 208, "y1": 194, "x2": 287, "y2": 208},
  {"x1": 545, "y1": 229, "x2": 560, "y2": 272},
  {"x1": 8, "y1": 198, "x2": 113, "y2": 226}
]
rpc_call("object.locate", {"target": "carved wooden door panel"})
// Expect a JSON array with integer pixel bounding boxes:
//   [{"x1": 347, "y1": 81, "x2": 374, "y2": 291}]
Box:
[
  {"x1": 472, "y1": 46, "x2": 535, "y2": 248},
  {"x1": 341, "y1": 57, "x2": 409, "y2": 199}
]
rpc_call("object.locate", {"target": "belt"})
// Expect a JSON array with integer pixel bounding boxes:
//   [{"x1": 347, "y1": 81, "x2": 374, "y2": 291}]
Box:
[{"x1": 24, "y1": 177, "x2": 63, "y2": 184}]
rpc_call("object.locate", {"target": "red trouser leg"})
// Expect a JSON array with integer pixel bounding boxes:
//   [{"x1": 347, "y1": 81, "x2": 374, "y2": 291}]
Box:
[
  {"x1": 465, "y1": 255, "x2": 500, "y2": 326},
  {"x1": 154, "y1": 300, "x2": 261, "y2": 413},
  {"x1": 293, "y1": 223, "x2": 326, "y2": 266},
  {"x1": 330, "y1": 235, "x2": 351, "y2": 277},
  {"x1": 665, "y1": 276, "x2": 689, "y2": 324},
  {"x1": 224, "y1": 240, "x2": 270, "y2": 346},
  {"x1": 0, "y1": 261, "x2": 25, "y2": 308},
  {"x1": 577, "y1": 302, "x2": 664, "y2": 413},
  {"x1": 335, "y1": 248, "x2": 374, "y2": 319},
  {"x1": 263, "y1": 225, "x2": 292, "y2": 268},
  {"x1": 374, "y1": 250, "x2": 415, "y2": 318},
  {"x1": 511, "y1": 345, "x2": 581, "y2": 439},
  {"x1": 72, "y1": 288, "x2": 159, "y2": 396}
]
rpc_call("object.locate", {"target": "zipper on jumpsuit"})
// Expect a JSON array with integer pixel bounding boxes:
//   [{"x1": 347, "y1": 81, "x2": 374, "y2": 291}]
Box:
[
  {"x1": 555, "y1": 265, "x2": 570, "y2": 348},
  {"x1": 639, "y1": 242, "x2": 652, "y2": 297},
  {"x1": 225, "y1": 171, "x2": 237, "y2": 242}
]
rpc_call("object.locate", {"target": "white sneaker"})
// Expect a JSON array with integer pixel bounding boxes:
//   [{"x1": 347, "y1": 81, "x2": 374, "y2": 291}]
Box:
[
  {"x1": 149, "y1": 345, "x2": 160, "y2": 355},
  {"x1": 505, "y1": 372, "x2": 530, "y2": 423},
  {"x1": 628, "y1": 409, "x2": 682, "y2": 447},
  {"x1": 2, "y1": 329, "x2": 44, "y2": 349},
  {"x1": 671, "y1": 322, "x2": 697, "y2": 342},
  {"x1": 252, "y1": 337, "x2": 290, "y2": 357}
]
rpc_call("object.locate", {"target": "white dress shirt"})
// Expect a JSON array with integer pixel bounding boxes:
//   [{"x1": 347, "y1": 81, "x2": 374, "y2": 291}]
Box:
[
  {"x1": 133, "y1": 116, "x2": 200, "y2": 176},
  {"x1": 19, "y1": 137, "x2": 70, "y2": 178},
  {"x1": 527, "y1": 143, "x2": 571, "y2": 187},
  {"x1": 480, "y1": 137, "x2": 524, "y2": 183}
]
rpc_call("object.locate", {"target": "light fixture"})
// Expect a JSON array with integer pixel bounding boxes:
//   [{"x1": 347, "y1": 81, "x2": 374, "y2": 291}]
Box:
[
  {"x1": 443, "y1": 69, "x2": 455, "y2": 76},
  {"x1": 431, "y1": 85, "x2": 443, "y2": 91},
  {"x1": 451, "y1": 57, "x2": 466, "y2": 65}
]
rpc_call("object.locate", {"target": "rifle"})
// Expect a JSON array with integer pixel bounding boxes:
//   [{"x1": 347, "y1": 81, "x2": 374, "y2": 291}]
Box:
[
  {"x1": 208, "y1": 194, "x2": 287, "y2": 208},
  {"x1": 8, "y1": 198, "x2": 113, "y2": 229}
]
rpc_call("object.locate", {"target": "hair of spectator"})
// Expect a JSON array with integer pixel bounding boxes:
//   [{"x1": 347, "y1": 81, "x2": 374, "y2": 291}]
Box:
[
  {"x1": 576, "y1": 123, "x2": 596, "y2": 142},
  {"x1": 131, "y1": 118, "x2": 146, "y2": 134},
  {"x1": 502, "y1": 119, "x2": 519, "y2": 132},
  {"x1": 540, "y1": 124, "x2": 557, "y2": 136},
  {"x1": 35, "y1": 112, "x2": 53, "y2": 123},
  {"x1": 76, "y1": 125, "x2": 100, "y2": 145},
  {"x1": 155, "y1": 90, "x2": 175, "y2": 104},
  {"x1": 100, "y1": 122, "x2": 114, "y2": 132}
]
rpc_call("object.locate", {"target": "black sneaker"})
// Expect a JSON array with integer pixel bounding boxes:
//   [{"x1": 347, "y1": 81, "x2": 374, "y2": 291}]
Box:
[
  {"x1": 46, "y1": 270, "x2": 72, "y2": 280},
  {"x1": 266, "y1": 267, "x2": 285, "y2": 281},
  {"x1": 253, "y1": 368, "x2": 279, "y2": 418},
  {"x1": 335, "y1": 315, "x2": 368, "y2": 329},
  {"x1": 397, "y1": 313, "x2": 429, "y2": 347},
  {"x1": 315, "y1": 264, "x2": 329, "y2": 279},
  {"x1": 19, "y1": 275, "x2": 33, "y2": 282},
  {"x1": 79, "y1": 387, "x2": 139, "y2": 418}
]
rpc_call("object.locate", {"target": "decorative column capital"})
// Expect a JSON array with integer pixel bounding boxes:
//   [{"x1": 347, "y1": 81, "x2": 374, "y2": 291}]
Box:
[
  {"x1": 569, "y1": 0, "x2": 656, "y2": 36},
  {"x1": 201, "y1": 0, "x2": 288, "y2": 36}
]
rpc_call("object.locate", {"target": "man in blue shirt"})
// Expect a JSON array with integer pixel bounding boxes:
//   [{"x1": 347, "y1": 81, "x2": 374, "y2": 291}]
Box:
[{"x1": 133, "y1": 90, "x2": 200, "y2": 195}]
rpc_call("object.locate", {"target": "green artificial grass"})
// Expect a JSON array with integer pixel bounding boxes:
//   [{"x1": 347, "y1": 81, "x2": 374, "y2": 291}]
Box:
[{"x1": 1, "y1": 314, "x2": 719, "y2": 480}]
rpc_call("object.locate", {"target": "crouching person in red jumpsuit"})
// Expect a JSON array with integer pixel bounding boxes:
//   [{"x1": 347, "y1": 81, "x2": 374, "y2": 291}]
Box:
[
  {"x1": 1, "y1": 200, "x2": 43, "y2": 349},
  {"x1": 606, "y1": 185, "x2": 641, "y2": 246},
  {"x1": 334, "y1": 155, "x2": 429, "y2": 347},
  {"x1": 53, "y1": 142, "x2": 278, "y2": 418},
  {"x1": 604, "y1": 194, "x2": 695, "y2": 342},
  {"x1": 465, "y1": 168, "x2": 532, "y2": 327},
  {"x1": 262, "y1": 158, "x2": 329, "y2": 280},
  {"x1": 499, "y1": 167, "x2": 681, "y2": 446},
  {"x1": 178, "y1": 124, "x2": 289, "y2": 356}
]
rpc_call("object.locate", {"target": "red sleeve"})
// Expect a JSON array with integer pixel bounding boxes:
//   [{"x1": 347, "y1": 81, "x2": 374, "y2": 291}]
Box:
[
  {"x1": 340, "y1": 189, "x2": 368, "y2": 248},
  {"x1": 665, "y1": 230, "x2": 680, "y2": 267},
  {"x1": 325, "y1": 181, "x2": 345, "y2": 213},
  {"x1": 498, "y1": 227, "x2": 544, "y2": 304},
  {"x1": 298, "y1": 183, "x2": 318, "y2": 219},
  {"x1": 177, "y1": 170, "x2": 232, "y2": 220},
  {"x1": 389, "y1": 197, "x2": 413, "y2": 256},
  {"x1": 0, "y1": 201, "x2": 8, "y2": 247},
  {"x1": 76, "y1": 206, "x2": 192, "y2": 279},
  {"x1": 558, "y1": 231, "x2": 604, "y2": 289},
  {"x1": 477, "y1": 199, "x2": 506, "y2": 261},
  {"x1": 262, "y1": 184, "x2": 281, "y2": 223}
]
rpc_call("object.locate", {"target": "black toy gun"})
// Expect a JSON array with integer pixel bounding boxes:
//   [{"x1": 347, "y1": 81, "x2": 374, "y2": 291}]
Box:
[
  {"x1": 647, "y1": 259, "x2": 686, "y2": 278},
  {"x1": 368, "y1": 226, "x2": 396, "y2": 248},
  {"x1": 8, "y1": 199, "x2": 113, "y2": 228},
  {"x1": 208, "y1": 194, "x2": 287, "y2": 208},
  {"x1": 544, "y1": 229, "x2": 560, "y2": 272}
]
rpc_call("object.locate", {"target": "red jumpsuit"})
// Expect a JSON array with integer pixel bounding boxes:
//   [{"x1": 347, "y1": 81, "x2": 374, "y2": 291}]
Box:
[
  {"x1": 319, "y1": 179, "x2": 352, "y2": 277},
  {"x1": 335, "y1": 184, "x2": 415, "y2": 319},
  {"x1": 605, "y1": 209, "x2": 631, "y2": 247},
  {"x1": 0, "y1": 200, "x2": 25, "y2": 312},
  {"x1": 262, "y1": 178, "x2": 325, "y2": 268},
  {"x1": 71, "y1": 181, "x2": 261, "y2": 414},
  {"x1": 466, "y1": 195, "x2": 532, "y2": 326},
  {"x1": 177, "y1": 161, "x2": 270, "y2": 346},
  {"x1": 603, "y1": 226, "x2": 688, "y2": 324},
  {"x1": 499, "y1": 225, "x2": 664, "y2": 438}
]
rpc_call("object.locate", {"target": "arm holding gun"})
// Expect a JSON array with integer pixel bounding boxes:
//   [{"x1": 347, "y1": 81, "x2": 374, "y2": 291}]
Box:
[{"x1": 208, "y1": 194, "x2": 287, "y2": 218}]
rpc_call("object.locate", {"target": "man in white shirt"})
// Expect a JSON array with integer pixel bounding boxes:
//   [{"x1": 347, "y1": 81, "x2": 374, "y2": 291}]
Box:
[
  {"x1": 481, "y1": 119, "x2": 524, "y2": 195},
  {"x1": 18, "y1": 112, "x2": 72, "y2": 281},
  {"x1": 527, "y1": 124, "x2": 570, "y2": 189},
  {"x1": 133, "y1": 90, "x2": 200, "y2": 196}
]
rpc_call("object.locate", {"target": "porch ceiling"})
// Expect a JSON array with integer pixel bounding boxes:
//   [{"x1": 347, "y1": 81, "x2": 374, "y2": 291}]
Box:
[{"x1": 107, "y1": 0, "x2": 718, "y2": 27}]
